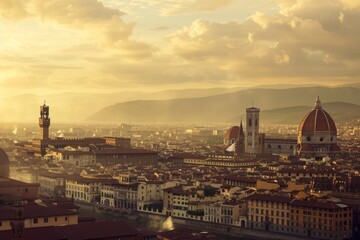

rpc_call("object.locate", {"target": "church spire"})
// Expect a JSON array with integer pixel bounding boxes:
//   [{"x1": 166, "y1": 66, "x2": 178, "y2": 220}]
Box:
[
  {"x1": 235, "y1": 118, "x2": 245, "y2": 156},
  {"x1": 239, "y1": 118, "x2": 244, "y2": 138}
]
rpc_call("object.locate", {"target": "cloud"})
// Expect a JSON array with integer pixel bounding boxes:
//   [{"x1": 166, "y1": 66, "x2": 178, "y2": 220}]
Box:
[
  {"x1": 0, "y1": 0, "x2": 359, "y2": 96},
  {"x1": 152, "y1": 26, "x2": 172, "y2": 31},
  {"x1": 167, "y1": 0, "x2": 360, "y2": 81},
  {"x1": 117, "y1": 0, "x2": 234, "y2": 16},
  {"x1": 338, "y1": 11, "x2": 345, "y2": 23},
  {"x1": 157, "y1": 0, "x2": 234, "y2": 16},
  {"x1": 0, "y1": 0, "x2": 29, "y2": 19},
  {"x1": 0, "y1": 0, "x2": 153, "y2": 56},
  {"x1": 341, "y1": 0, "x2": 360, "y2": 9}
]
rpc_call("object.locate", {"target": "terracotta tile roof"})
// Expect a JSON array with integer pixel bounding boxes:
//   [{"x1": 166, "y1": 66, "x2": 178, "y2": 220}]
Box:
[
  {"x1": 246, "y1": 193, "x2": 293, "y2": 203},
  {"x1": 0, "y1": 221, "x2": 140, "y2": 240},
  {"x1": 66, "y1": 177, "x2": 117, "y2": 185},
  {"x1": 223, "y1": 175, "x2": 257, "y2": 183},
  {"x1": 0, "y1": 203, "x2": 76, "y2": 220},
  {"x1": 93, "y1": 147, "x2": 157, "y2": 155},
  {"x1": 291, "y1": 199, "x2": 349, "y2": 209},
  {"x1": 0, "y1": 178, "x2": 40, "y2": 188},
  {"x1": 224, "y1": 126, "x2": 240, "y2": 140},
  {"x1": 170, "y1": 153, "x2": 207, "y2": 159},
  {"x1": 59, "y1": 221, "x2": 140, "y2": 239},
  {"x1": 0, "y1": 226, "x2": 66, "y2": 240},
  {"x1": 299, "y1": 105, "x2": 337, "y2": 134}
]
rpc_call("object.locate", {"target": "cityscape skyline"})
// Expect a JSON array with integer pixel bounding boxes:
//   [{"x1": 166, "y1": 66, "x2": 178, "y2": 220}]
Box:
[
  {"x1": 0, "y1": 1, "x2": 360, "y2": 240},
  {"x1": 0, "y1": 95, "x2": 359, "y2": 240}
]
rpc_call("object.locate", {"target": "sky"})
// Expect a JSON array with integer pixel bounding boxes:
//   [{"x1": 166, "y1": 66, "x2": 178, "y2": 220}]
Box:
[{"x1": 0, "y1": 0, "x2": 359, "y2": 97}]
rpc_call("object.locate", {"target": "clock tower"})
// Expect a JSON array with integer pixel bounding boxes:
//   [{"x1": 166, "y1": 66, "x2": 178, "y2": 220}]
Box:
[{"x1": 39, "y1": 102, "x2": 50, "y2": 140}]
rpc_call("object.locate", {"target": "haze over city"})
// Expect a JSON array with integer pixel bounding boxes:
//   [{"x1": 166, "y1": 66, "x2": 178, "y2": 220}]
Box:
[
  {"x1": 0, "y1": 1, "x2": 360, "y2": 240},
  {"x1": 0, "y1": 0, "x2": 359, "y2": 123}
]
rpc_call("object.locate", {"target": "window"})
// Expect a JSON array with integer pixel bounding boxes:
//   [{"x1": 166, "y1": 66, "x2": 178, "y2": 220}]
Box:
[
  {"x1": 55, "y1": 217, "x2": 57, "y2": 222},
  {"x1": 65, "y1": 217, "x2": 68, "y2": 221},
  {"x1": 33, "y1": 218, "x2": 38, "y2": 224},
  {"x1": 44, "y1": 217, "x2": 48, "y2": 223},
  {"x1": 25, "y1": 188, "x2": 28, "y2": 193}
]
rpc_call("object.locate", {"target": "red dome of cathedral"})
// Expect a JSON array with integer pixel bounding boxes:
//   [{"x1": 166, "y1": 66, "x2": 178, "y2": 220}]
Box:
[
  {"x1": 224, "y1": 126, "x2": 240, "y2": 140},
  {"x1": 299, "y1": 96, "x2": 337, "y2": 135},
  {"x1": 297, "y1": 96, "x2": 339, "y2": 158}
]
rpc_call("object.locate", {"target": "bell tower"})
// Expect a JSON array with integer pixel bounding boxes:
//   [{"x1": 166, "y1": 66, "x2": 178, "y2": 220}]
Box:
[
  {"x1": 39, "y1": 101, "x2": 50, "y2": 140},
  {"x1": 246, "y1": 107, "x2": 260, "y2": 154}
]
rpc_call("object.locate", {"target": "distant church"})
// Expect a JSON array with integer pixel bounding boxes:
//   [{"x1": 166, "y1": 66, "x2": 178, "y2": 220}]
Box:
[{"x1": 224, "y1": 96, "x2": 340, "y2": 159}]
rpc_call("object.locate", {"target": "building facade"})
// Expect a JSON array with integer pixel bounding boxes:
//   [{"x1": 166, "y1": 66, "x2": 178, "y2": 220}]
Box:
[
  {"x1": 247, "y1": 194, "x2": 292, "y2": 233},
  {"x1": 290, "y1": 199, "x2": 352, "y2": 239}
]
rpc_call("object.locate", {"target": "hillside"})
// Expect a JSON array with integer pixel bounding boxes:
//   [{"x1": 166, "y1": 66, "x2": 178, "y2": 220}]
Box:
[
  {"x1": 0, "y1": 87, "x2": 241, "y2": 123},
  {"x1": 87, "y1": 87, "x2": 360, "y2": 123},
  {"x1": 233, "y1": 102, "x2": 360, "y2": 124}
]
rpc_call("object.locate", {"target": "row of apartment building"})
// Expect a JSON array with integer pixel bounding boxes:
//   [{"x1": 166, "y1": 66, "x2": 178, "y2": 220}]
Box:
[
  {"x1": 247, "y1": 193, "x2": 353, "y2": 240},
  {"x1": 9, "y1": 168, "x2": 355, "y2": 240}
]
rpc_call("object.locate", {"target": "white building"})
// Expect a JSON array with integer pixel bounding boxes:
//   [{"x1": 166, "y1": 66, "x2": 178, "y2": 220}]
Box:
[
  {"x1": 137, "y1": 181, "x2": 164, "y2": 212},
  {"x1": 48, "y1": 146, "x2": 96, "y2": 167}
]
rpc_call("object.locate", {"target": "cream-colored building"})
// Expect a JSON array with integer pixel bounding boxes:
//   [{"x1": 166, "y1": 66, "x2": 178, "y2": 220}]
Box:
[
  {"x1": 49, "y1": 146, "x2": 96, "y2": 167},
  {"x1": 137, "y1": 181, "x2": 164, "y2": 213},
  {"x1": 65, "y1": 178, "x2": 116, "y2": 203},
  {"x1": 204, "y1": 200, "x2": 246, "y2": 226},
  {"x1": 247, "y1": 193, "x2": 292, "y2": 233},
  {"x1": 37, "y1": 171, "x2": 66, "y2": 198},
  {"x1": 100, "y1": 184, "x2": 115, "y2": 207}
]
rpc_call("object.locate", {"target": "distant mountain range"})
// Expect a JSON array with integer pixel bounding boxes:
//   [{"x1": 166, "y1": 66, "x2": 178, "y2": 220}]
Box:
[
  {"x1": 87, "y1": 87, "x2": 360, "y2": 124},
  {"x1": 0, "y1": 87, "x2": 242, "y2": 123},
  {"x1": 236, "y1": 102, "x2": 360, "y2": 124},
  {"x1": 1, "y1": 86, "x2": 359, "y2": 124}
]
